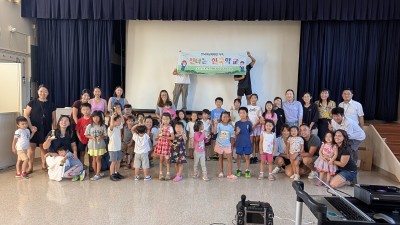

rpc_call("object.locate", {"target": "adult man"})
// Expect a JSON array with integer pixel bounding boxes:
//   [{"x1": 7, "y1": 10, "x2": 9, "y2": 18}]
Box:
[
  {"x1": 234, "y1": 51, "x2": 256, "y2": 105},
  {"x1": 338, "y1": 89, "x2": 365, "y2": 127},
  {"x1": 299, "y1": 124, "x2": 321, "y2": 179},
  {"x1": 329, "y1": 107, "x2": 365, "y2": 164},
  {"x1": 172, "y1": 68, "x2": 190, "y2": 110}
]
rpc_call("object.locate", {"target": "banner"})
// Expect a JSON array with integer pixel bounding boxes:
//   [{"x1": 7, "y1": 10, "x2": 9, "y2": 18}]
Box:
[{"x1": 177, "y1": 51, "x2": 247, "y2": 75}]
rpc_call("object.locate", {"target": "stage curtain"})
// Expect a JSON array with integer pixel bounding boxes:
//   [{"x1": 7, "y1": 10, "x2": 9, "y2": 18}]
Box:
[
  {"x1": 298, "y1": 21, "x2": 400, "y2": 121},
  {"x1": 22, "y1": 0, "x2": 400, "y2": 21},
  {"x1": 37, "y1": 19, "x2": 113, "y2": 107}
]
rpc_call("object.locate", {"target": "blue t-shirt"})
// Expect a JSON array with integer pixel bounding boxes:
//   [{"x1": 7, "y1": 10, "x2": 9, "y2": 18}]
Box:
[
  {"x1": 235, "y1": 120, "x2": 252, "y2": 148},
  {"x1": 216, "y1": 123, "x2": 234, "y2": 147},
  {"x1": 211, "y1": 108, "x2": 226, "y2": 121}
]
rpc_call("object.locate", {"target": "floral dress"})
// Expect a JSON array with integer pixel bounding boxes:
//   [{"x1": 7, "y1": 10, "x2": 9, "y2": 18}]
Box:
[
  {"x1": 170, "y1": 134, "x2": 187, "y2": 164},
  {"x1": 314, "y1": 142, "x2": 338, "y2": 175},
  {"x1": 154, "y1": 125, "x2": 173, "y2": 156}
]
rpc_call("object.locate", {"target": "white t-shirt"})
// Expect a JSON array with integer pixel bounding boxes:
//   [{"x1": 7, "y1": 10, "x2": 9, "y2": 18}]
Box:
[
  {"x1": 261, "y1": 131, "x2": 275, "y2": 154},
  {"x1": 339, "y1": 100, "x2": 364, "y2": 124},
  {"x1": 247, "y1": 105, "x2": 262, "y2": 125},
  {"x1": 186, "y1": 121, "x2": 195, "y2": 138},
  {"x1": 132, "y1": 133, "x2": 151, "y2": 154},
  {"x1": 107, "y1": 124, "x2": 123, "y2": 151},
  {"x1": 14, "y1": 129, "x2": 30, "y2": 150},
  {"x1": 175, "y1": 74, "x2": 190, "y2": 84},
  {"x1": 201, "y1": 119, "x2": 211, "y2": 132},
  {"x1": 288, "y1": 136, "x2": 304, "y2": 154}
]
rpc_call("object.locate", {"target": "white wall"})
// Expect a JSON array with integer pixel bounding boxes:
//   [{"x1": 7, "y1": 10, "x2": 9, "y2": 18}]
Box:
[{"x1": 126, "y1": 21, "x2": 300, "y2": 111}]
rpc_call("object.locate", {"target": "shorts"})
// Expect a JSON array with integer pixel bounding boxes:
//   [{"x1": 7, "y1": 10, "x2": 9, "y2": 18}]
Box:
[
  {"x1": 261, "y1": 153, "x2": 273, "y2": 163},
  {"x1": 237, "y1": 86, "x2": 252, "y2": 97},
  {"x1": 121, "y1": 143, "x2": 134, "y2": 155},
  {"x1": 17, "y1": 150, "x2": 28, "y2": 161},
  {"x1": 337, "y1": 170, "x2": 357, "y2": 182},
  {"x1": 134, "y1": 153, "x2": 150, "y2": 169},
  {"x1": 273, "y1": 156, "x2": 291, "y2": 166},
  {"x1": 109, "y1": 151, "x2": 122, "y2": 162},
  {"x1": 77, "y1": 141, "x2": 87, "y2": 153},
  {"x1": 188, "y1": 137, "x2": 194, "y2": 149},
  {"x1": 251, "y1": 125, "x2": 262, "y2": 136},
  {"x1": 214, "y1": 144, "x2": 232, "y2": 155},
  {"x1": 236, "y1": 147, "x2": 252, "y2": 155}
]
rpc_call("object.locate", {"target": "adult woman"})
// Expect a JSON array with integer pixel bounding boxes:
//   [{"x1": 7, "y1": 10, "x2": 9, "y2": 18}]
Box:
[
  {"x1": 301, "y1": 92, "x2": 319, "y2": 135},
  {"x1": 272, "y1": 124, "x2": 292, "y2": 176},
  {"x1": 315, "y1": 89, "x2": 336, "y2": 140},
  {"x1": 24, "y1": 85, "x2": 56, "y2": 173},
  {"x1": 282, "y1": 89, "x2": 303, "y2": 127},
  {"x1": 43, "y1": 116, "x2": 83, "y2": 181},
  {"x1": 330, "y1": 129, "x2": 357, "y2": 188},
  {"x1": 155, "y1": 90, "x2": 176, "y2": 119},
  {"x1": 88, "y1": 87, "x2": 108, "y2": 114},
  {"x1": 273, "y1": 97, "x2": 286, "y2": 137},
  {"x1": 108, "y1": 86, "x2": 129, "y2": 113},
  {"x1": 71, "y1": 89, "x2": 91, "y2": 124}
]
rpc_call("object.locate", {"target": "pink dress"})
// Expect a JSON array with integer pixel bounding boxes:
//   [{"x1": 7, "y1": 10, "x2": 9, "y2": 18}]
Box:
[
  {"x1": 154, "y1": 125, "x2": 173, "y2": 156},
  {"x1": 314, "y1": 143, "x2": 338, "y2": 175}
]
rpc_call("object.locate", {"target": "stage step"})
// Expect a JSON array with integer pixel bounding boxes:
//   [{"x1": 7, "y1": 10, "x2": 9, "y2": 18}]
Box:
[{"x1": 373, "y1": 123, "x2": 400, "y2": 162}]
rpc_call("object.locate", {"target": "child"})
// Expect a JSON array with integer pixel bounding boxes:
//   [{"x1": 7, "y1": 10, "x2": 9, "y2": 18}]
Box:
[
  {"x1": 136, "y1": 113, "x2": 145, "y2": 125},
  {"x1": 12, "y1": 116, "x2": 36, "y2": 178},
  {"x1": 247, "y1": 94, "x2": 263, "y2": 163},
  {"x1": 170, "y1": 122, "x2": 187, "y2": 182},
  {"x1": 131, "y1": 124, "x2": 152, "y2": 181},
  {"x1": 259, "y1": 119, "x2": 277, "y2": 180},
  {"x1": 230, "y1": 98, "x2": 241, "y2": 125},
  {"x1": 175, "y1": 110, "x2": 187, "y2": 131},
  {"x1": 154, "y1": 112, "x2": 175, "y2": 180},
  {"x1": 193, "y1": 121, "x2": 210, "y2": 181},
  {"x1": 262, "y1": 101, "x2": 278, "y2": 126},
  {"x1": 212, "y1": 111, "x2": 236, "y2": 179},
  {"x1": 56, "y1": 146, "x2": 85, "y2": 181},
  {"x1": 186, "y1": 112, "x2": 198, "y2": 159},
  {"x1": 122, "y1": 115, "x2": 135, "y2": 169},
  {"x1": 123, "y1": 104, "x2": 134, "y2": 120},
  {"x1": 200, "y1": 109, "x2": 212, "y2": 160},
  {"x1": 162, "y1": 100, "x2": 177, "y2": 119},
  {"x1": 287, "y1": 126, "x2": 304, "y2": 181},
  {"x1": 314, "y1": 132, "x2": 338, "y2": 186},
  {"x1": 234, "y1": 107, "x2": 252, "y2": 178},
  {"x1": 108, "y1": 113, "x2": 124, "y2": 181},
  {"x1": 75, "y1": 103, "x2": 92, "y2": 167},
  {"x1": 85, "y1": 110, "x2": 108, "y2": 181},
  {"x1": 211, "y1": 97, "x2": 226, "y2": 160}
]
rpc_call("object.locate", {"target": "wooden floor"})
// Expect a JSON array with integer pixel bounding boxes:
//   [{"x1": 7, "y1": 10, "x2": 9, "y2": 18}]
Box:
[{"x1": 372, "y1": 123, "x2": 400, "y2": 161}]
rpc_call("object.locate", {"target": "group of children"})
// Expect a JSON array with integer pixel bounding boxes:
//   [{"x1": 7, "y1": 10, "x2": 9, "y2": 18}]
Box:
[{"x1": 12, "y1": 93, "x2": 339, "y2": 184}]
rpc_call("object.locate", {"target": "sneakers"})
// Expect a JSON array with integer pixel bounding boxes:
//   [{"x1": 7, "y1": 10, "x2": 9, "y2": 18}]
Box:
[
  {"x1": 268, "y1": 174, "x2": 276, "y2": 181},
  {"x1": 227, "y1": 174, "x2": 238, "y2": 180},
  {"x1": 258, "y1": 172, "x2": 264, "y2": 180},
  {"x1": 165, "y1": 173, "x2": 171, "y2": 180},
  {"x1": 15, "y1": 172, "x2": 21, "y2": 178},
  {"x1": 144, "y1": 176, "x2": 152, "y2": 181},
  {"x1": 115, "y1": 172, "x2": 125, "y2": 179},
  {"x1": 21, "y1": 172, "x2": 29, "y2": 179},
  {"x1": 294, "y1": 174, "x2": 300, "y2": 181},
  {"x1": 308, "y1": 171, "x2": 317, "y2": 179},
  {"x1": 244, "y1": 170, "x2": 251, "y2": 178},
  {"x1": 110, "y1": 174, "x2": 120, "y2": 181},
  {"x1": 192, "y1": 173, "x2": 199, "y2": 179},
  {"x1": 271, "y1": 167, "x2": 283, "y2": 174},
  {"x1": 80, "y1": 170, "x2": 85, "y2": 181},
  {"x1": 173, "y1": 176, "x2": 183, "y2": 182},
  {"x1": 99, "y1": 172, "x2": 105, "y2": 177},
  {"x1": 72, "y1": 175, "x2": 79, "y2": 182},
  {"x1": 202, "y1": 176, "x2": 210, "y2": 181},
  {"x1": 236, "y1": 170, "x2": 242, "y2": 177},
  {"x1": 159, "y1": 174, "x2": 165, "y2": 180},
  {"x1": 218, "y1": 172, "x2": 224, "y2": 178},
  {"x1": 90, "y1": 175, "x2": 101, "y2": 181},
  {"x1": 134, "y1": 176, "x2": 140, "y2": 181}
]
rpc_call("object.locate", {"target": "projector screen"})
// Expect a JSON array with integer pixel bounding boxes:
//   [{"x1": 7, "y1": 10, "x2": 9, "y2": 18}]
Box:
[{"x1": 125, "y1": 21, "x2": 300, "y2": 111}]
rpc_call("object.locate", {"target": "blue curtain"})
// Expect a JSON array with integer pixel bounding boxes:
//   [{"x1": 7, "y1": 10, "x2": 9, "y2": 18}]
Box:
[
  {"x1": 37, "y1": 19, "x2": 113, "y2": 107},
  {"x1": 298, "y1": 21, "x2": 400, "y2": 121},
  {"x1": 22, "y1": 0, "x2": 400, "y2": 21}
]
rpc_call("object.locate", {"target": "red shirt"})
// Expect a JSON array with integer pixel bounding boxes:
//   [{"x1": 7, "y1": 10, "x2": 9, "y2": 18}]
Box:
[{"x1": 75, "y1": 117, "x2": 92, "y2": 144}]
